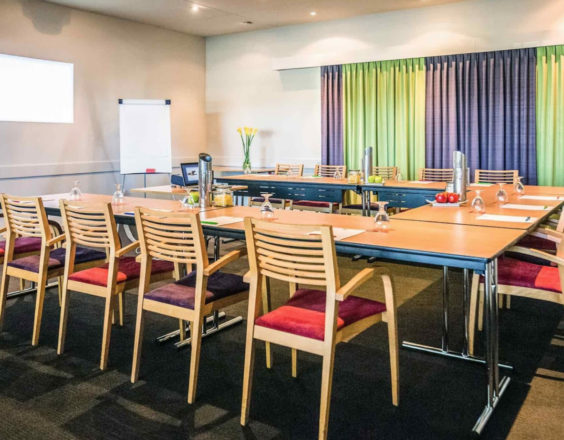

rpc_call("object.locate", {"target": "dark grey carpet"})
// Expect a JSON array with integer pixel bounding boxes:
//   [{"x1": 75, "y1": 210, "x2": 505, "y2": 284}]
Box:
[{"x1": 0, "y1": 258, "x2": 562, "y2": 440}]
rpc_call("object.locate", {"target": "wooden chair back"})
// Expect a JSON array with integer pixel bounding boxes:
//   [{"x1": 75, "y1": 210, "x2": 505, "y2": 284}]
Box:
[
  {"x1": 474, "y1": 169, "x2": 518, "y2": 184},
  {"x1": 59, "y1": 200, "x2": 119, "y2": 254},
  {"x1": 372, "y1": 166, "x2": 398, "y2": 180},
  {"x1": 314, "y1": 165, "x2": 347, "y2": 178},
  {"x1": 275, "y1": 163, "x2": 304, "y2": 177},
  {"x1": 418, "y1": 168, "x2": 454, "y2": 182},
  {"x1": 0, "y1": 194, "x2": 51, "y2": 244},
  {"x1": 134, "y1": 207, "x2": 208, "y2": 271}
]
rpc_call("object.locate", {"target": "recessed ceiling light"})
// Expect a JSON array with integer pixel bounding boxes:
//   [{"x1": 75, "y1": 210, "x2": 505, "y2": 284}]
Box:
[
  {"x1": 191, "y1": 4, "x2": 200, "y2": 12},
  {"x1": 310, "y1": 11, "x2": 317, "y2": 16}
]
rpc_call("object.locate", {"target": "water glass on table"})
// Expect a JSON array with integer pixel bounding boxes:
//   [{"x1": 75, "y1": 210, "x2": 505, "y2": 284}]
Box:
[
  {"x1": 374, "y1": 201, "x2": 390, "y2": 232},
  {"x1": 471, "y1": 190, "x2": 486, "y2": 213}
]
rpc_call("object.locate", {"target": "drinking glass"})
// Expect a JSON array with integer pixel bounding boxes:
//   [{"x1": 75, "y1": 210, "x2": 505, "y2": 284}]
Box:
[
  {"x1": 112, "y1": 184, "x2": 124, "y2": 205},
  {"x1": 496, "y1": 183, "x2": 508, "y2": 204},
  {"x1": 374, "y1": 201, "x2": 390, "y2": 232},
  {"x1": 69, "y1": 180, "x2": 82, "y2": 201},
  {"x1": 514, "y1": 176, "x2": 525, "y2": 196},
  {"x1": 180, "y1": 193, "x2": 196, "y2": 209},
  {"x1": 260, "y1": 193, "x2": 275, "y2": 219},
  {"x1": 471, "y1": 190, "x2": 486, "y2": 214},
  {"x1": 333, "y1": 169, "x2": 342, "y2": 179},
  {"x1": 396, "y1": 172, "x2": 403, "y2": 182}
]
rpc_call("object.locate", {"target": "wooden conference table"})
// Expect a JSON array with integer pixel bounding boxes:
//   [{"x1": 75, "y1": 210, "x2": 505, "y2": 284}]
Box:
[{"x1": 35, "y1": 192, "x2": 541, "y2": 434}]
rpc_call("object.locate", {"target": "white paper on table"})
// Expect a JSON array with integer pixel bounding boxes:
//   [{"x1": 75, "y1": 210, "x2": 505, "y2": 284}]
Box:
[
  {"x1": 201, "y1": 216, "x2": 243, "y2": 226},
  {"x1": 472, "y1": 183, "x2": 493, "y2": 187},
  {"x1": 409, "y1": 180, "x2": 434, "y2": 184},
  {"x1": 308, "y1": 228, "x2": 365, "y2": 241},
  {"x1": 501, "y1": 204, "x2": 550, "y2": 211},
  {"x1": 477, "y1": 214, "x2": 537, "y2": 223},
  {"x1": 519, "y1": 195, "x2": 562, "y2": 201}
]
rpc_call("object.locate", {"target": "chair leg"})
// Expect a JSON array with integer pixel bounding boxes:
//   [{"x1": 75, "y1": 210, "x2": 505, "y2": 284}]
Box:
[
  {"x1": 261, "y1": 277, "x2": 272, "y2": 369},
  {"x1": 318, "y1": 350, "x2": 336, "y2": 440},
  {"x1": 179, "y1": 319, "x2": 186, "y2": 341},
  {"x1": 130, "y1": 299, "x2": 145, "y2": 383},
  {"x1": 386, "y1": 316, "x2": 399, "y2": 406},
  {"x1": 57, "y1": 278, "x2": 71, "y2": 355},
  {"x1": 57, "y1": 276, "x2": 63, "y2": 306},
  {"x1": 100, "y1": 295, "x2": 115, "y2": 370},
  {"x1": 468, "y1": 273, "x2": 480, "y2": 356},
  {"x1": 477, "y1": 284, "x2": 484, "y2": 332},
  {"x1": 505, "y1": 295, "x2": 511, "y2": 309},
  {"x1": 118, "y1": 291, "x2": 124, "y2": 327},
  {"x1": 291, "y1": 349, "x2": 298, "y2": 378},
  {"x1": 19, "y1": 278, "x2": 25, "y2": 291},
  {"x1": 187, "y1": 316, "x2": 204, "y2": 404},
  {"x1": 0, "y1": 272, "x2": 11, "y2": 331},
  {"x1": 240, "y1": 335, "x2": 256, "y2": 426},
  {"x1": 31, "y1": 276, "x2": 47, "y2": 346}
]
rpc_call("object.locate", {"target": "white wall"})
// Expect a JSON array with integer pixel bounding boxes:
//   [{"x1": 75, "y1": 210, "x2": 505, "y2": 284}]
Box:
[
  {"x1": 0, "y1": 0, "x2": 206, "y2": 196},
  {"x1": 205, "y1": 0, "x2": 564, "y2": 168}
]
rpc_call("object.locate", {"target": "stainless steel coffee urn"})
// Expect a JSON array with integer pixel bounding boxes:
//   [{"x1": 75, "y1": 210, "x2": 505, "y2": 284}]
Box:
[
  {"x1": 198, "y1": 153, "x2": 213, "y2": 208},
  {"x1": 362, "y1": 146, "x2": 373, "y2": 182},
  {"x1": 452, "y1": 150, "x2": 467, "y2": 202}
]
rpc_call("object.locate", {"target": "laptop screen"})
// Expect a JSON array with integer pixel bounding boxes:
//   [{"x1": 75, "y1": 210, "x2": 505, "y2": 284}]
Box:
[{"x1": 180, "y1": 162, "x2": 199, "y2": 186}]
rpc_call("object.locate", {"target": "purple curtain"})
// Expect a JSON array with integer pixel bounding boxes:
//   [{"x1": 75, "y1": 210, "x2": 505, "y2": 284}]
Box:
[
  {"x1": 425, "y1": 49, "x2": 537, "y2": 184},
  {"x1": 321, "y1": 65, "x2": 343, "y2": 165}
]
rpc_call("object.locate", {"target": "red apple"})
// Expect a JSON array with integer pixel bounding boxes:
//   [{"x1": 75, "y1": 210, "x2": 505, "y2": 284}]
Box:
[
  {"x1": 435, "y1": 192, "x2": 447, "y2": 203},
  {"x1": 448, "y1": 193, "x2": 460, "y2": 203}
]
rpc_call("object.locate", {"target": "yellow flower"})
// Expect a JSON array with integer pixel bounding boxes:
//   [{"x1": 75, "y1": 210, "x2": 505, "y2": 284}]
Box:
[
  {"x1": 237, "y1": 127, "x2": 242, "y2": 135},
  {"x1": 244, "y1": 127, "x2": 250, "y2": 136},
  {"x1": 253, "y1": 128, "x2": 258, "y2": 135}
]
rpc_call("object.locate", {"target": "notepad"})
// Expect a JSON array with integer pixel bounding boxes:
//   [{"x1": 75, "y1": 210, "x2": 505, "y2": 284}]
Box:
[
  {"x1": 201, "y1": 216, "x2": 243, "y2": 226},
  {"x1": 472, "y1": 183, "x2": 494, "y2": 187},
  {"x1": 477, "y1": 214, "x2": 537, "y2": 223},
  {"x1": 409, "y1": 180, "x2": 434, "y2": 184},
  {"x1": 501, "y1": 204, "x2": 550, "y2": 211},
  {"x1": 519, "y1": 195, "x2": 562, "y2": 201},
  {"x1": 308, "y1": 228, "x2": 365, "y2": 241}
]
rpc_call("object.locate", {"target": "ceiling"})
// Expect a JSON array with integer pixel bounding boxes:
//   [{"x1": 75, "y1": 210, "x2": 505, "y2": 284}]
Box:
[{"x1": 46, "y1": 0, "x2": 466, "y2": 37}]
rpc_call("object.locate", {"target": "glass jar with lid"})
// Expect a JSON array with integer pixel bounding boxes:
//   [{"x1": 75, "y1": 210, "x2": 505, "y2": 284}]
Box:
[
  {"x1": 347, "y1": 170, "x2": 361, "y2": 184},
  {"x1": 213, "y1": 187, "x2": 233, "y2": 207}
]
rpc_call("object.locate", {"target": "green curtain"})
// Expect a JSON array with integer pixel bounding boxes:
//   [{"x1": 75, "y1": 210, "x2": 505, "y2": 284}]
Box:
[
  {"x1": 343, "y1": 58, "x2": 426, "y2": 180},
  {"x1": 537, "y1": 45, "x2": 564, "y2": 186}
]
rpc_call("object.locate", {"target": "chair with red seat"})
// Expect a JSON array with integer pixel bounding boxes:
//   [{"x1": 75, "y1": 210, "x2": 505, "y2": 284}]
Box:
[
  {"x1": 292, "y1": 164, "x2": 347, "y2": 214},
  {"x1": 0, "y1": 194, "x2": 106, "y2": 346},
  {"x1": 240, "y1": 218, "x2": 398, "y2": 440},
  {"x1": 130, "y1": 207, "x2": 249, "y2": 404},
  {"x1": 57, "y1": 200, "x2": 174, "y2": 370},
  {"x1": 468, "y1": 230, "x2": 563, "y2": 355}
]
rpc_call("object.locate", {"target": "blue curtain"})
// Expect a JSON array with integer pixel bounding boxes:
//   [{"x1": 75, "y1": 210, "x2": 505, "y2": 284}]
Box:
[
  {"x1": 321, "y1": 65, "x2": 343, "y2": 165},
  {"x1": 425, "y1": 49, "x2": 537, "y2": 184}
]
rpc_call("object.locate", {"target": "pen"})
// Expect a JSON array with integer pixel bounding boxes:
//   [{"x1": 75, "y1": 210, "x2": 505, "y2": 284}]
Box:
[{"x1": 201, "y1": 220, "x2": 218, "y2": 225}]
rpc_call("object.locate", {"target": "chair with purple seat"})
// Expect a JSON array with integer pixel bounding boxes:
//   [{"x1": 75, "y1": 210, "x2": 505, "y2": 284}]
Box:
[
  {"x1": 130, "y1": 207, "x2": 248, "y2": 404},
  {"x1": 292, "y1": 164, "x2": 347, "y2": 214},
  {"x1": 57, "y1": 200, "x2": 174, "y2": 370},
  {"x1": 468, "y1": 229, "x2": 564, "y2": 355},
  {"x1": 240, "y1": 218, "x2": 399, "y2": 440},
  {"x1": 0, "y1": 194, "x2": 106, "y2": 346}
]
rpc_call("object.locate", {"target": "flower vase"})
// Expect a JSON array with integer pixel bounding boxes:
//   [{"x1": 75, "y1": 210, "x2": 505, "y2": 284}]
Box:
[{"x1": 243, "y1": 155, "x2": 252, "y2": 174}]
